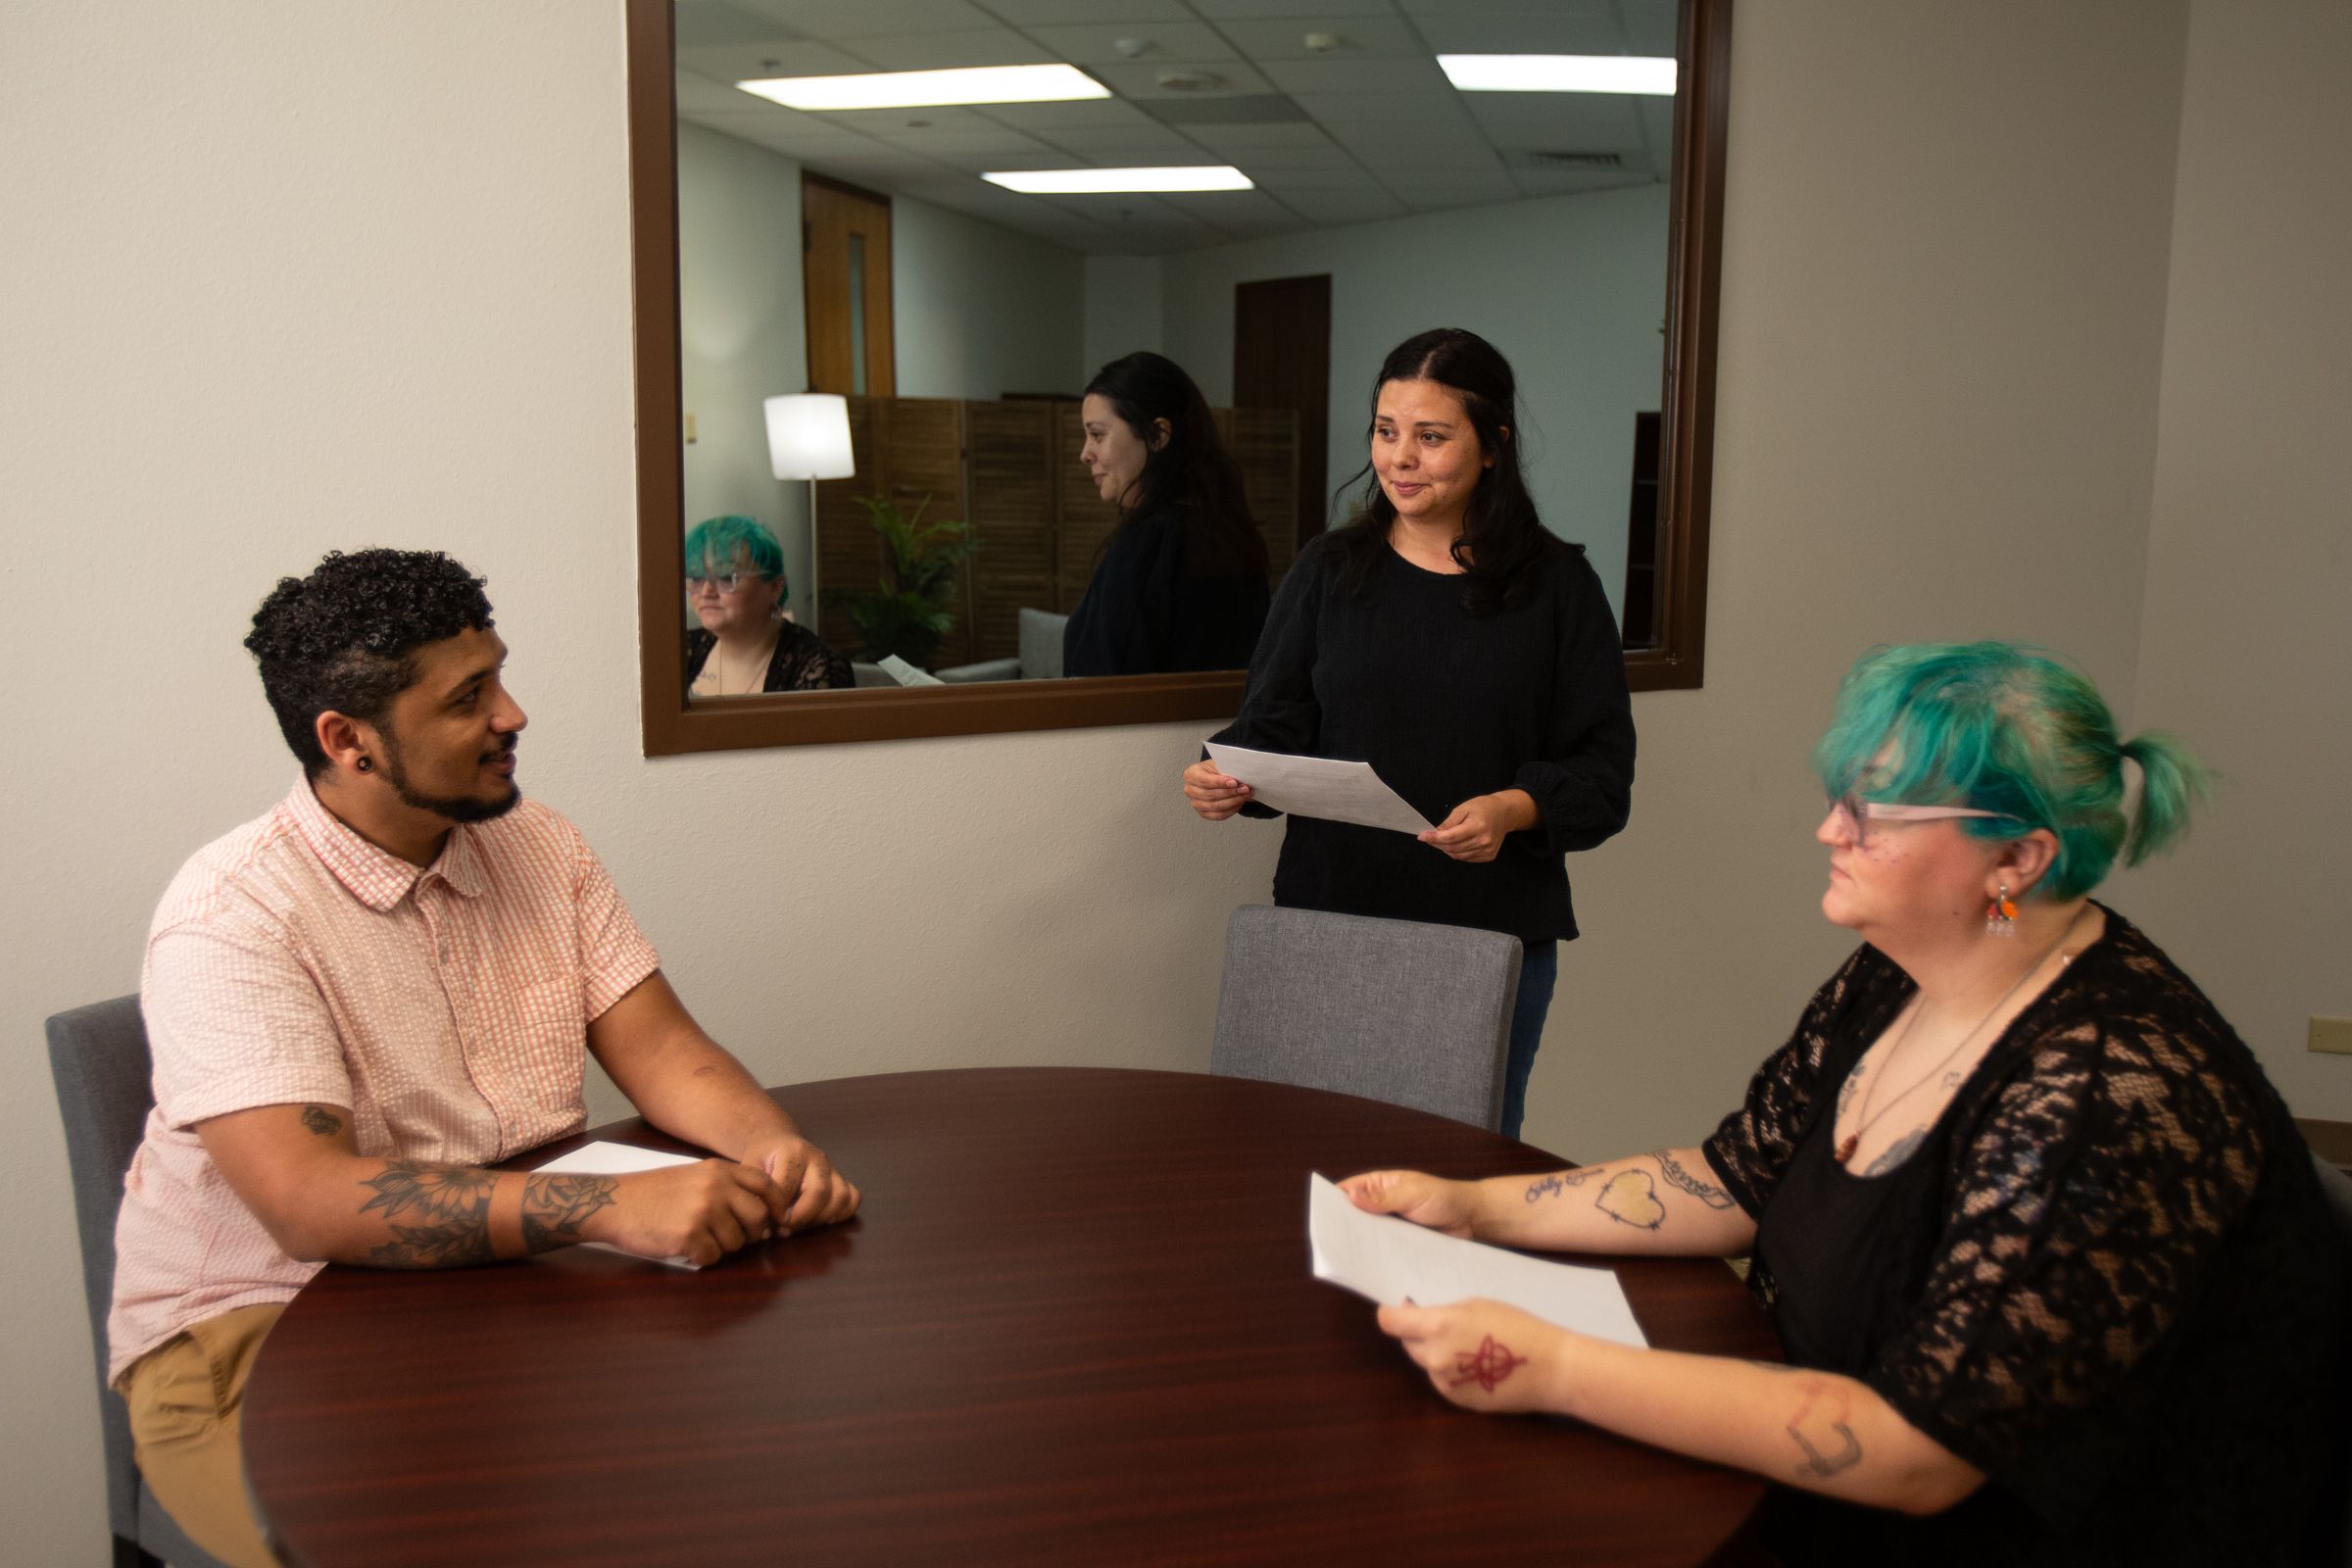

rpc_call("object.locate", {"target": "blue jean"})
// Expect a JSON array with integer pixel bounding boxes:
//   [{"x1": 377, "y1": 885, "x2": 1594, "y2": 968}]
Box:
[{"x1": 1501, "y1": 941, "x2": 1558, "y2": 1141}]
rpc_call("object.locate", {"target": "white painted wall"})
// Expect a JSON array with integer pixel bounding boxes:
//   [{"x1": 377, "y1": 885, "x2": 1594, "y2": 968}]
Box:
[
  {"x1": 1158, "y1": 184, "x2": 1672, "y2": 614},
  {"x1": 2114, "y1": 0, "x2": 2352, "y2": 1117},
  {"x1": 11, "y1": 2, "x2": 2347, "y2": 1562},
  {"x1": 677, "y1": 122, "x2": 815, "y2": 621},
  {"x1": 1082, "y1": 254, "x2": 1167, "y2": 378},
  {"x1": 892, "y1": 196, "x2": 1087, "y2": 400}
]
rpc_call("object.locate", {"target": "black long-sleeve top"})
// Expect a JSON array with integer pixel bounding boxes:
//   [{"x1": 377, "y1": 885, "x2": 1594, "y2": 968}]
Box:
[
  {"x1": 1062, "y1": 507, "x2": 1271, "y2": 678},
  {"x1": 1207, "y1": 529, "x2": 1635, "y2": 945},
  {"x1": 684, "y1": 622, "x2": 852, "y2": 694}
]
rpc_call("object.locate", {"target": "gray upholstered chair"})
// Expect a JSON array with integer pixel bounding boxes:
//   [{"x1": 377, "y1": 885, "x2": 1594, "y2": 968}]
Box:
[
  {"x1": 47, "y1": 996, "x2": 230, "y2": 1568},
  {"x1": 1210, "y1": 906, "x2": 1523, "y2": 1131}
]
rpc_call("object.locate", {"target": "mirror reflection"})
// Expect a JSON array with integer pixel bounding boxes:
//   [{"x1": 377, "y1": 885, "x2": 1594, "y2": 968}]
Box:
[{"x1": 674, "y1": 0, "x2": 1680, "y2": 697}]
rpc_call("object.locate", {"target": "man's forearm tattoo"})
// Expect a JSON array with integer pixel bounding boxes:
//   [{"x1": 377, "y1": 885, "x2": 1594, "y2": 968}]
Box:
[
  {"x1": 300, "y1": 1104, "x2": 342, "y2": 1138},
  {"x1": 1786, "y1": 1383, "x2": 1863, "y2": 1479},
  {"x1": 519, "y1": 1173, "x2": 618, "y2": 1252},
  {"x1": 1594, "y1": 1170, "x2": 1666, "y2": 1230},
  {"x1": 359, "y1": 1161, "x2": 497, "y2": 1267},
  {"x1": 1448, "y1": 1334, "x2": 1529, "y2": 1394},
  {"x1": 1652, "y1": 1150, "x2": 1736, "y2": 1210},
  {"x1": 1524, "y1": 1168, "x2": 1593, "y2": 1203}
]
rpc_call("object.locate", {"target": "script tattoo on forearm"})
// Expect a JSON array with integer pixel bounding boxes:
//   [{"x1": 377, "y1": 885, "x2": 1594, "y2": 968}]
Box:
[
  {"x1": 1524, "y1": 1169, "x2": 1594, "y2": 1203},
  {"x1": 359, "y1": 1161, "x2": 498, "y2": 1267},
  {"x1": 1448, "y1": 1335, "x2": 1530, "y2": 1394},
  {"x1": 300, "y1": 1104, "x2": 342, "y2": 1138},
  {"x1": 1652, "y1": 1150, "x2": 1736, "y2": 1210},
  {"x1": 1786, "y1": 1382, "x2": 1863, "y2": 1479},
  {"x1": 519, "y1": 1173, "x2": 618, "y2": 1252}
]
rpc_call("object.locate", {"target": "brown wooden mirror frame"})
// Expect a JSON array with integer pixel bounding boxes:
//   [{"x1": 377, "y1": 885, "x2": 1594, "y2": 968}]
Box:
[{"x1": 630, "y1": 0, "x2": 1731, "y2": 755}]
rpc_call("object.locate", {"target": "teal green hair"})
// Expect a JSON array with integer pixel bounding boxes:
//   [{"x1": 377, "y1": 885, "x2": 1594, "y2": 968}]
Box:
[
  {"x1": 684, "y1": 514, "x2": 786, "y2": 598},
  {"x1": 1813, "y1": 642, "x2": 2208, "y2": 901}
]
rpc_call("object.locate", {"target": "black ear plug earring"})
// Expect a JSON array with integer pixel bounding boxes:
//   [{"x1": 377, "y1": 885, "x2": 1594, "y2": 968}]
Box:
[{"x1": 356, "y1": 757, "x2": 374, "y2": 773}]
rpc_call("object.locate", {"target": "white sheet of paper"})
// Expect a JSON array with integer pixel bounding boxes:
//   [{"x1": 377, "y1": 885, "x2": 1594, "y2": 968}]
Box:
[
  {"x1": 1204, "y1": 742, "x2": 1435, "y2": 835},
  {"x1": 1306, "y1": 1173, "x2": 1647, "y2": 1348},
  {"x1": 877, "y1": 654, "x2": 944, "y2": 687},
  {"x1": 531, "y1": 1140, "x2": 705, "y2": 1270}
]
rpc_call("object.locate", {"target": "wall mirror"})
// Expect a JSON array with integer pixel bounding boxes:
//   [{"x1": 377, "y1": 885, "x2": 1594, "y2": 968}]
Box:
[{"x1": 631, "y1": 0, "x2": 1730, "y2": 754}]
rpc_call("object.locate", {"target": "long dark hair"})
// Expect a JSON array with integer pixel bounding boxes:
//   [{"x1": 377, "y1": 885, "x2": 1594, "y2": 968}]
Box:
[
  {"x1": 1329, "y1": 327, "x2": 1562, "y2": 615},
  {"x1": 1084, "y1": 352, "x2": 1269, "y2": 579}
]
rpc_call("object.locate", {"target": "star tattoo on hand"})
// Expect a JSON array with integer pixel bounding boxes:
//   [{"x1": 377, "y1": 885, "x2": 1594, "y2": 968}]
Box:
[{"x1": 1447, "y1": 1334, "x2": 1530, "y2": 1394}]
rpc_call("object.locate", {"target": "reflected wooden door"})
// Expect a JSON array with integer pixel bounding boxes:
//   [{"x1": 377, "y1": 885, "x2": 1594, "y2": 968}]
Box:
[
  {"x1": 1234, "y1": 274, "x2": 1331, "y2": 546},
  {"x1": 804, "y1": 175, "x2": 895, "y2": 397}
]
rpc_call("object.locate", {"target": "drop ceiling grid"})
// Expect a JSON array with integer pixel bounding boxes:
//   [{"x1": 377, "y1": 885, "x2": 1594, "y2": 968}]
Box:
[{"x1": 673, "y1": 0, "x2": 1671, "y2": 253}]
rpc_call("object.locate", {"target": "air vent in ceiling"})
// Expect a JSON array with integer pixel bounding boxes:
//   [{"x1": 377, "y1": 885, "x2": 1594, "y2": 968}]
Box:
[{"x1": 1527, "y1": 150, "x2": 1626, "y2": 169}]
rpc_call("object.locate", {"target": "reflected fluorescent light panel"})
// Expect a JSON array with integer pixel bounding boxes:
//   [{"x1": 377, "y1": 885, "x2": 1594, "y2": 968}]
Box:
[
  {"x1": 735, "y1": 64, "x2": 1109, "y2": 111},
  {"x1": 984, "y1": 167, "x2": 1253, "y2": 194},
  {"x1": 1439, "y1": 54, "x2": 1677, "y2": 95}
]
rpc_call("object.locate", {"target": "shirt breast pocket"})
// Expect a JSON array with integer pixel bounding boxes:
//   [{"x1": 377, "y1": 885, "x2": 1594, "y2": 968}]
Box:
[{"x1": 504, "y1": 977, "x2": 590, "y2": 1139}]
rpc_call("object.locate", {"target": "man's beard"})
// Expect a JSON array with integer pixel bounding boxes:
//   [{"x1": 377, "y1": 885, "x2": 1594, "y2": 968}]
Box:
[{"x1": 379, "y1": 729, "x2": 522, "y2": 824}]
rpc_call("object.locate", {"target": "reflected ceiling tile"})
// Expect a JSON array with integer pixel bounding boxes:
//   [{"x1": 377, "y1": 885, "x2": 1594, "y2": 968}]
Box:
[
  {"x1": 1258, "y1": 57, "x2": 1453, "y2": 97},
  {"x1": 1250, "y1": 168, "x2": 1386, "y2": 192},
  {"x1": 1396, "y1": 0, "x2": 1616, "y2": 16},
  {"x1": 676, "y1": 1, "x2": 808, "y2": 48},
  {"x1": 1638, "y1": 95, "x2": 1676, "y2": 163},
  {"x1": 732, "y1": 0, "x2": 1003, "y2": 36},
  {"x1": 675, "y1": 69, "x2": 758, "y2": 115},
  {"x1": 1389, "y1": 173, "x2": 1524, "y2": 210},
  {"x1": 1274, "y1": 188, "x2": 1409, "y2": 224},
  {"x1": 1209, "y1": 16, "x2": 1425, "y2": 62},
  {"x1": 1618, "y1": 0, "x2": 1681, "y2": 56},
  {"x1": 929, "y1": 147, "x2": 1085, "y2": 173},
  {"x1": 979, "y1": 0, "x2": 1193, "y2": 23},
  {"x1": 1460, "y1": 94, "x2": 1645, "y2": 153},
  {"x1": 868, "y1": 127, "x2": 1063, "y2": 156},
  {"x1": 1037, "y1": 127, "x2": 1208, "y2": 160},
  {"x1": 820, "y1": 105, "x2": 1003, "y2": 135},
  {"x1": 685, "y1": 112, "x2": 887, "y2": 159},
  {"x1": 1507, "y1": 166, "x2": 1658, "y2": 199},
  {"x1": 1180, "y1": 121, "x2": 1343, "y2": 151},
  {"x1": 824, "y1": 29, "x2": 1054, "y2": 71},
  {"x1": 1291, "y1": 90, "x2": 1475, "y2": 127},
  {"x1": 980, "y1": 99, "x2": 1157, "y2": 131},
  {"x1": 1020, "y1": 21, "x2": 1239, "y2": 65},
  {"x1": 679, "y1": 40, "x2": 876, "y2": 83},
  {"x1": 1190, "y1": 0, "x2": 1395, "y2": 17},
  {"x1": 1083, "y1": 60, "x2": 1278, "y2": 98},
  {"x1": 1409, "y1": 14, "x2": 1630, "y2": 55},
  {"x1": 1219, "y1": 143, "x2": 1359, "y2": 170}
]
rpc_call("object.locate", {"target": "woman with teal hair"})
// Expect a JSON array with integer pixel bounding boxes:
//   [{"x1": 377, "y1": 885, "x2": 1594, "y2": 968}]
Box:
[
  {"x1": 1339, "y1": 642, "x2": 2347, "y2": 1564},
  {"x1": 683, "y1": 514, "x2": 851, "y2": 696}
]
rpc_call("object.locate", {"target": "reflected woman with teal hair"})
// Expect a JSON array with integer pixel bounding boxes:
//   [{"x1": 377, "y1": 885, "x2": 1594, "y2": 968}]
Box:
[
  {"x1": 683, "y1": 514, "x2": 852, "y2": 696},
  {"x1": 1340, "y1": 639, "x2": 2347, "y2": 1563}
]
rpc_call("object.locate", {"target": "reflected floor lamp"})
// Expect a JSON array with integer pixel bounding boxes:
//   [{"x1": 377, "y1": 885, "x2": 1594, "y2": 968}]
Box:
[{"x1": 764, "y1": 393, "x2": 856, "y2": 622}]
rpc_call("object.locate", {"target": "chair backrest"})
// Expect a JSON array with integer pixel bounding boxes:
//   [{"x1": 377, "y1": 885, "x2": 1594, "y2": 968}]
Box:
[
  {"x1": 1210, "y1": 906, "x2": 1522, "y2": 1130},
  {"x1": 46, "y1": 995, "x2": 153, "y2": 1545},
  {"x1": 1018, "y1": 608, "x2": 1067, "y2": 682}
]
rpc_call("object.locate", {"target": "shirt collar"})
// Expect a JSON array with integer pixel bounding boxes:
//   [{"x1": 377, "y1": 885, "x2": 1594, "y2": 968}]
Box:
[{"x1": 284, "y1": 775, "x2": 489, "y2": 909}]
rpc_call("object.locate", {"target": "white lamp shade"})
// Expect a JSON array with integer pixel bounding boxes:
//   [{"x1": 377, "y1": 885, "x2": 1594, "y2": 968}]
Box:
[{"x1": 764, "y1": 393, "x2": 856, "y2": 480}]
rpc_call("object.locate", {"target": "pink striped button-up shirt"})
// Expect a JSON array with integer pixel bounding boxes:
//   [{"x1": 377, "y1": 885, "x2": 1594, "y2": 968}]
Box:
[{"x1": 107, "y1": 778, "x2": 661, "y2": 1383}]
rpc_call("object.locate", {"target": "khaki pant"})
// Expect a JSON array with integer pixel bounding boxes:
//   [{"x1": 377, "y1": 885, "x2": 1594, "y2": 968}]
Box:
[{"x1": 119, "y1": 1301, "x2": 286, "y2": 1568}]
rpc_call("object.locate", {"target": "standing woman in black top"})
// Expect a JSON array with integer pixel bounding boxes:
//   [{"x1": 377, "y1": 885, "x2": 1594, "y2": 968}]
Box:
[
  {"x1": 1061, "y1": 353, "x2": 1271, "y2": 677},
  {"x1": 1183, "y1": 327, "x2": 1636, "y2": 1139}
]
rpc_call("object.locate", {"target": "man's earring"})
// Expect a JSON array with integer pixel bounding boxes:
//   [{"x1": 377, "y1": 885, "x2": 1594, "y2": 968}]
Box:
[
  {"x1": 356, "y1": 757, "x2": 374, "y2": 774},
  {"x1": 1985, "y1": 882, "x2": 2017, "y2": 936}
]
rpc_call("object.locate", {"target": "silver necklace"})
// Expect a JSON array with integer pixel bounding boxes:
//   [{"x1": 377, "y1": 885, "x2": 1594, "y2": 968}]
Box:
[{"x1": 1835, "y1": 906, "x2": 2087, "y2": 1165}]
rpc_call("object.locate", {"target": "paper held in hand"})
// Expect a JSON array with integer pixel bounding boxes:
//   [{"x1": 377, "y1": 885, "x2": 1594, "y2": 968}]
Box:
[
  {"x1": 1205, "y1": 742, "x2": 1435, "y2": 835},
  {"x1": 1306, "y1": 1173, "x2": 1648, "y2": 1348},
  {"x1": 532, "y1": 1140, "x2": 704, "y2": 1270}
]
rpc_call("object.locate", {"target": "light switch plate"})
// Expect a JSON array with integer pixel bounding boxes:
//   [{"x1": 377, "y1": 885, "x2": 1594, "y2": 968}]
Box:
[{"x1": 2310, "y1": 1016, "x2": 2352, "y2": 1054}]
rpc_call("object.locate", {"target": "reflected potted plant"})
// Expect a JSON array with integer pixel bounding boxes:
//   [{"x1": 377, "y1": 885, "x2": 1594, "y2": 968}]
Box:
[{"x1": 824, "y1": 493, "x2": 978, "y2": 669}]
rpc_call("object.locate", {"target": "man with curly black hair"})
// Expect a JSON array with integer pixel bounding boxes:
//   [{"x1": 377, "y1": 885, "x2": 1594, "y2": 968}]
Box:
[{"x1": 107, "y1": 549, "x2": 859, "y2": 1567}]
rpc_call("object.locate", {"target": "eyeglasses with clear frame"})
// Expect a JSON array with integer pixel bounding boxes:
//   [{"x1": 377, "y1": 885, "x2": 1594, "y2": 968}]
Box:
[
  {"x1": 683, "y1": 570, "x2": 771, "y2": 593},
  {"x1": 1829, "y1": 793, "x2": 2019, "y2": 842}
]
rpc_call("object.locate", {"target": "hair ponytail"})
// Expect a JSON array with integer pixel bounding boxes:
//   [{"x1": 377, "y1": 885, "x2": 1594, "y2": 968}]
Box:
[{"x1": 2119, "y1": 732, "x2": 2210, "y2": 867}]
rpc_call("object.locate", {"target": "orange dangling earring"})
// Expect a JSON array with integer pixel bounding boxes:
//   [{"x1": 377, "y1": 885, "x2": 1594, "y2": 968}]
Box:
[{"x1": 1985, "y1": 882, "x2": 2018, "y2": 937}]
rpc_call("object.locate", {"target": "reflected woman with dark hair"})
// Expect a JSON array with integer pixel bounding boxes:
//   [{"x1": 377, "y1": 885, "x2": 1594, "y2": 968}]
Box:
[
  {"x1": 1062, "y1": 352, "x2": 1271, "y2": 677},
  {"x1": 1185, "y1": 327, "x2": 1636, "y2": 1139}
]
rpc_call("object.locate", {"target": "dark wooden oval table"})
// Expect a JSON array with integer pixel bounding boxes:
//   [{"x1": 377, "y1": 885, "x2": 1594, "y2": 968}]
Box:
[{"x1": 245, "y1": 1067, "x2": 1781, "y2": 1566}]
